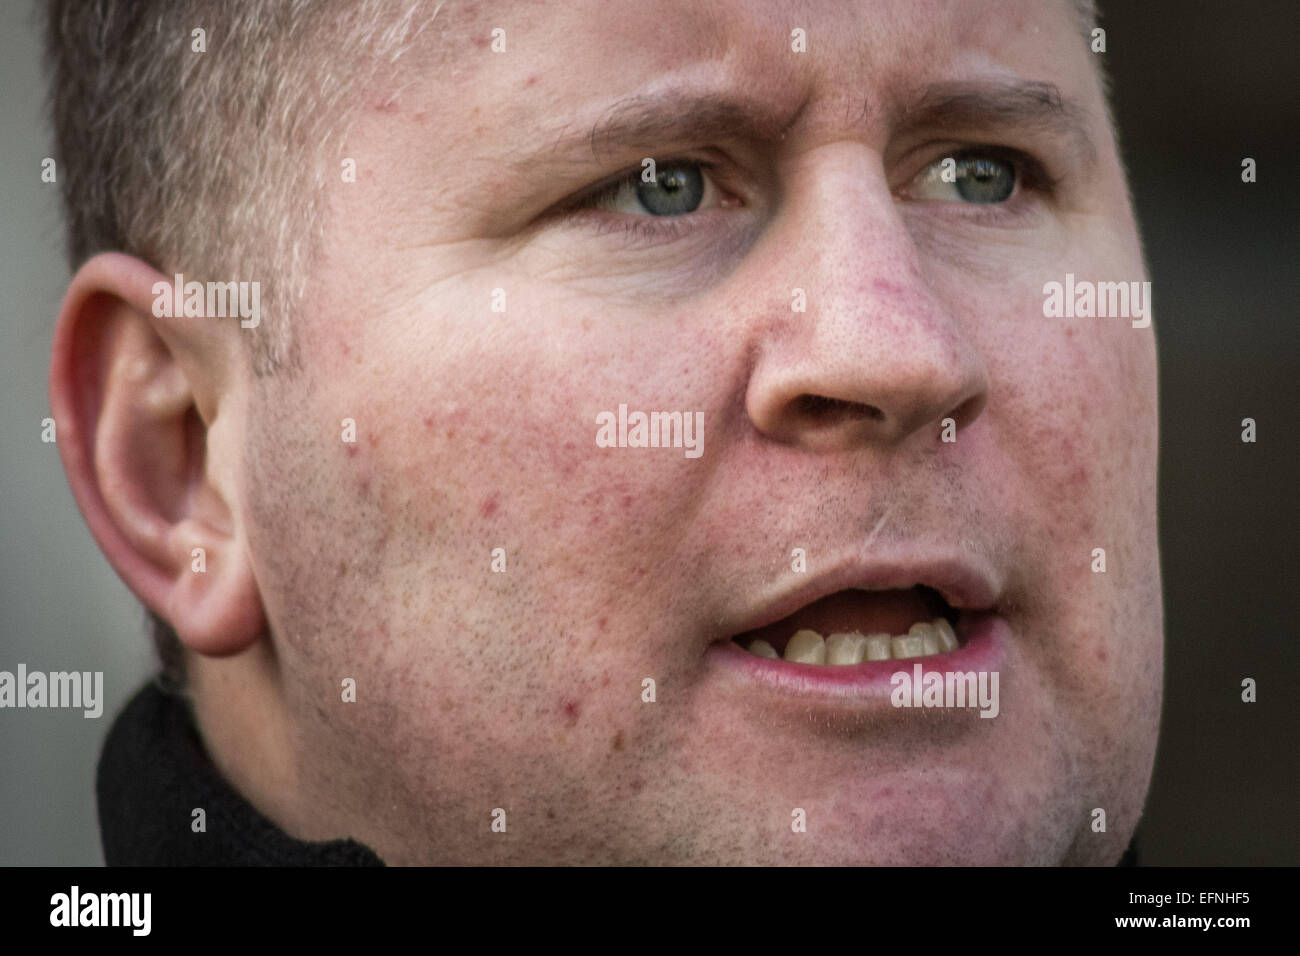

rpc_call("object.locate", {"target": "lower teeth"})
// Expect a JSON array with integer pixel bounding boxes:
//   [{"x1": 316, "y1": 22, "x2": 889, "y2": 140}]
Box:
[{"x1": 744, "y1": 617, "x2": 958, "y2": 665}]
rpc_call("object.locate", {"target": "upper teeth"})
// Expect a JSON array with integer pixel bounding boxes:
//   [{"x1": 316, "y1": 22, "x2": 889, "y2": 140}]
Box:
[{"x1": 747, "y1": 617, "x2": 958, "y2": 665}]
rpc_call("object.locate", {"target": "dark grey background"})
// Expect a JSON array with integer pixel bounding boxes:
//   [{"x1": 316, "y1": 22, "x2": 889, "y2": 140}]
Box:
[
  {"x1": 2, "y1": 2, "x2": 158, "y2": 867},
  {"x1": 1101, "y1": 1, "x2": 1299, "y2": 864},
  {"x1": 2, "y1": 2, "x2": 1297, "y2": 864}
]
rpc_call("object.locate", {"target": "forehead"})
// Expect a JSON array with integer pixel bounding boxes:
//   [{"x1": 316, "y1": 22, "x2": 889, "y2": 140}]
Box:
[
  {"x1": 367, "y1": 0, "x2": 1106, "y2": 208},
  {"x1": 407, "y1": 0, "x2": 1092, "y2": 105}
]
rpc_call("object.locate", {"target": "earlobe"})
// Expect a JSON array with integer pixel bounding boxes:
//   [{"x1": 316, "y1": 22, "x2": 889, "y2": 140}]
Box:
[
  {"x1": 166, "y1": 517, "x2": 268, "y2": 656},
  {"x1": 50, "y1": 252, "x2": 266, "y2": 659}
]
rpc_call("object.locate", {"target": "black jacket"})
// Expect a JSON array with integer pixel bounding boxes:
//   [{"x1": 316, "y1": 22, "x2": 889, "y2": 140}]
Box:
[{"x1": 97, "y1": 680, "x2": 384, "y2": 866}]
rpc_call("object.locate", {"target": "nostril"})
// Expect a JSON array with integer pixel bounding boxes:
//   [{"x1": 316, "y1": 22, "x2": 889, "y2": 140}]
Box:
[
  {"x1": 794, "y1": 394, "x2": 885, "y2": 424},
  {"x1": 945, "y1": 393, "x2": 987, "y2": 433}
]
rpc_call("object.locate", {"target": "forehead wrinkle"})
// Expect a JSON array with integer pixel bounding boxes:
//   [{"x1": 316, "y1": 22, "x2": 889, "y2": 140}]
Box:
[
  {"x1": 496, "y1": 88, "x2": 806, "y2": 189},
  {"x1": 516, "y1": 77, "x2": 1096, "y2": 175},
  {"x1": 516, "y1": 87, "x2": 804, "y2": 169},
  {"x1": 466, "y1": 2, "x2": 1098, "y2": 178},
  {"x1": 583, "y1": 93, "x2": 802, "y2": 161}
]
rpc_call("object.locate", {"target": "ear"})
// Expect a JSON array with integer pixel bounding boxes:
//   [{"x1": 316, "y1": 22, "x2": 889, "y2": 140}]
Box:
[{"x1": 49, "y1": 253, "x2": 266, "y2": 657}]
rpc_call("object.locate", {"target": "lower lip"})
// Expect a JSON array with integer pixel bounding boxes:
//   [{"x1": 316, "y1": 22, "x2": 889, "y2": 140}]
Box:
[{"x1": 708, "y1": 612, "x2": 1009, "y2": 702}]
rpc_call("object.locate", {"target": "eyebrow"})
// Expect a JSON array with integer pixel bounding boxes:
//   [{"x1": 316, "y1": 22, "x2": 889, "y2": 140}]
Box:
[
  {"x1": 889, "y1": 79, "x2": 1098, "y2": 166},
  {"x1": 582, "y1": 94, "x2": 799, "y2": 160},
  {"x1": 523, "y1": 78, "x2": 1097, "y2": 172}
]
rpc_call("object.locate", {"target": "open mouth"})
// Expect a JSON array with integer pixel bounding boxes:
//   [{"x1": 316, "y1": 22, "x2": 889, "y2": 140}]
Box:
[{"x1": 730, "y1": 586, "x2": 964, "y2": 665}]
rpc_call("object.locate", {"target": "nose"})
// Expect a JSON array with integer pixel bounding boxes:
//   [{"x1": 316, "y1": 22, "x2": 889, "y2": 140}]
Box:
[{"x1": 745, "y1": 144, "x2": 989, "y2": 451}]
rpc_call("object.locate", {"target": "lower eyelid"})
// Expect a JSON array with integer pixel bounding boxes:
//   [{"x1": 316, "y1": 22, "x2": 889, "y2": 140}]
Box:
[
  {"x1": 900, "y1": 193, "x2": 1048, "y2": 230},
  {"x1": 599, "y1": 212, "x2": 692, "y2": 239},
  {"x1": 561, "y1": 205, "x2": 688, "y2": 239},
  {"x1": 564, "y1": 204, "x2": 744, "y2": 248}
]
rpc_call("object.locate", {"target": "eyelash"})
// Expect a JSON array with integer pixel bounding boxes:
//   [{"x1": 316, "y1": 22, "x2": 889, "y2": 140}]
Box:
[
  {"x1": 968, "y1": 147, "x2": 1054, "y2": 191},
  {"x1": 909, "y1": 146, "x2": 1061, "y2": 227},
  {"x1": 557, "y1": 158, "x2": 726, "y2": 241},
  {"x1": 559, "y1": 146, "x2": 1059, "y2": 240}
]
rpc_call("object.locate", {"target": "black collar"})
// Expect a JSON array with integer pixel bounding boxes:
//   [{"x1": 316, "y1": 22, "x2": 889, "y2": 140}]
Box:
[{"x1": 97, "y1": 679, "x2": 384, "y2": 866}]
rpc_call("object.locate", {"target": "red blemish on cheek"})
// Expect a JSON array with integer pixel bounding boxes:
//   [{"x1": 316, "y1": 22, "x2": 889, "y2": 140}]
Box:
[
  {"x1": 549, "y1": 441, "x2": 580, "y2": 479},
  {"x1": 562, "y1": 698, "x2": 581, "y2": 726},
  {"x1": 525, "y1": 75, "x2": 538, "y2": 87},
  {"x1": 479, "y1": 493, "x2": 500, "y2": 518},
  {"x1": 346, "y1": 445, "x2": 359, "y2": 458},
  {"x1": 621, "y1": 494, "x2": 633, "y2": 509},
  {"x1": 367, "y1": 432, "x2": 379, "y2": 449},
  {"x1": 422, "y1": 415, "x2": 434, "y2": 429},
  {"x1": 1056, "y1": 433, "x2": 1093, "y2": 494},
  {"x1": 597, "y1": 617, "x2": 608, "y2": 631},
  {"x1": 873, "y1": 278, "x2": 904, "y2": 296}
]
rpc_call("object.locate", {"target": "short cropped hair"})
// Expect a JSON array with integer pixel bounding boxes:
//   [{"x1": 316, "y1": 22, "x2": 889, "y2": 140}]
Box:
[{"x1": 43, "y1": 0, "x2": 434, "y2": 688}]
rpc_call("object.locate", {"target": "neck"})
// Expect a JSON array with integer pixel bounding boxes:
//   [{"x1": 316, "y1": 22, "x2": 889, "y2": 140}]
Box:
[{"x1": 188, "y1": 644, "x2": 327, "y2": 841}]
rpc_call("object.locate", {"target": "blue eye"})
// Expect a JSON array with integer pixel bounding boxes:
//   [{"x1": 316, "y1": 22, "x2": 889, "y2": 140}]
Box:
[
  {"x1": 635, "y1": 162, "x2": 706, "y2": 215},
  {"x1": 579, "y1": 160, "x2": 720, "y2": 218},
  {"x1": 911, "y1": 153, "x2": 1024, "y2": 204},
  {"x1": 954, "y1": 156, "x2": 1016, "y2": 203}
]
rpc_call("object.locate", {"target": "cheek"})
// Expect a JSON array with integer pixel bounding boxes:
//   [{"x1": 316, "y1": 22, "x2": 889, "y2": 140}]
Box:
[
  {"x1": 240, "y1": 383, "x2": 405, "y2": 658},
  {"x1": 288, "y1": 290, "x2": 728, "y2": 649},
  {"x1": 972, "y1": 280, "x2": 1160, "y2": 654},
  {"x1": 985, "y1": 296, "x2": 1156, "y2": 544}
]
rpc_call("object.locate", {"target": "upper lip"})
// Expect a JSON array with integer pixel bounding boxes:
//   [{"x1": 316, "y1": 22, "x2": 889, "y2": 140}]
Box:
[{"x1": 722, "y1": 550, "x2": 1003, "y2": 639}]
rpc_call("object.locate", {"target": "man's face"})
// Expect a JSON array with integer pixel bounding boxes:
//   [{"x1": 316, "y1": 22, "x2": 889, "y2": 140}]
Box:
[{"x1": 237, "y1": 0, "x2": 1161, "y2": 864}]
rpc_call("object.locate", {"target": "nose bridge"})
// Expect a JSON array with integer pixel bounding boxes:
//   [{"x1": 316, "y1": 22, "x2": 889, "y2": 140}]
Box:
[
  {"x1": 745, "y1": 141, "x2": 989, "y2": 448},
  {"x1": 788, "y1": 142, "x2": 942, "y2": 356}
]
